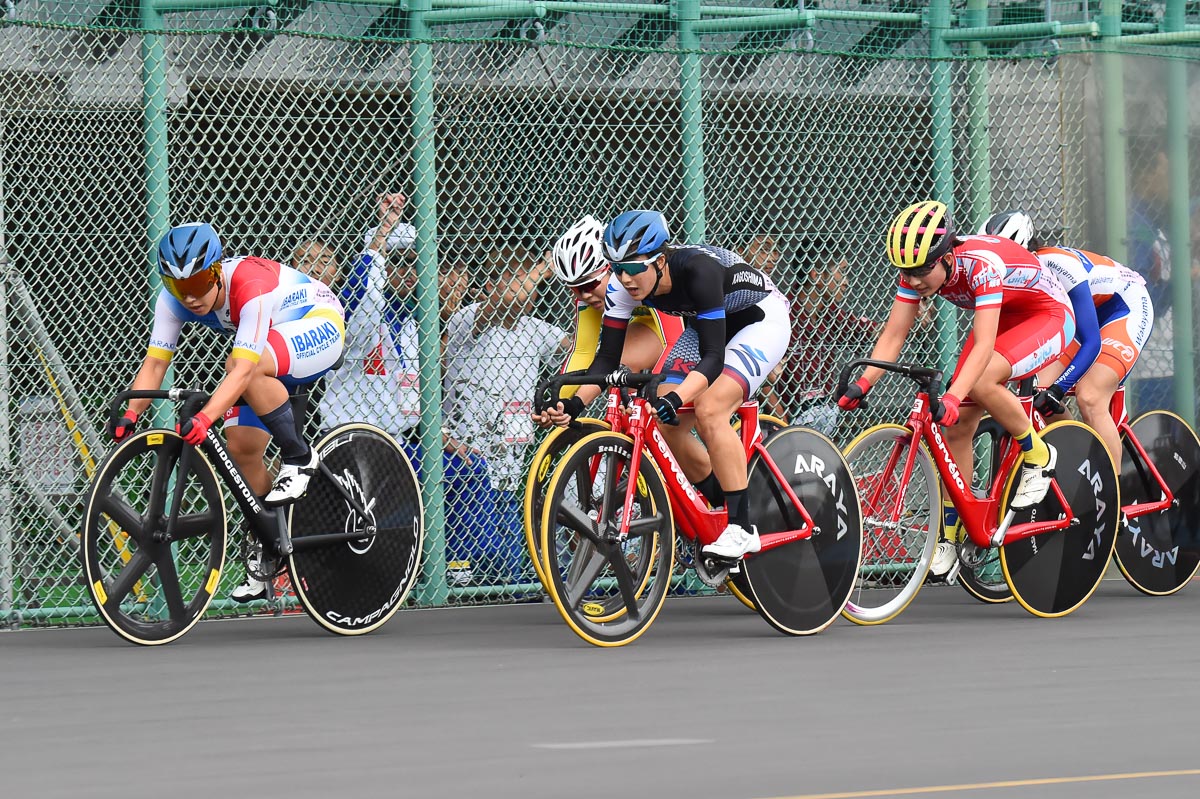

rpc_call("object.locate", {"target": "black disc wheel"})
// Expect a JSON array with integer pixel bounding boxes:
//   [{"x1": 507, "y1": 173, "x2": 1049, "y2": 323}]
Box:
[
  {"x1": 1000, "y1": 420, "x2": 1120, "y2": 617},
  {"x1": 81, "y1": 431, "x2": 227, "y2": 646},
  {"x1": 743, "y1": 427, "x2": 863, "y2": 635},
  {"x1": 540, "y1": 431, "x2": 674, "y2": 647},
  {"x1": 287, "y1": 424, "x2": 422, "y2": 635},
  {"x1": 1114, "y1": 411, "x2": 1200, "y2": 595},
  {"x1": 523, "y1": 418, "x2": 609, "y2": 592}
]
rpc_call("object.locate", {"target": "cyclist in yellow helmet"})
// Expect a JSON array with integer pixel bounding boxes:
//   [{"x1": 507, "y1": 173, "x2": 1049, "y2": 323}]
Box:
[{"x1": 838, "y1": 201, "x2": 1076, "y2": 516}]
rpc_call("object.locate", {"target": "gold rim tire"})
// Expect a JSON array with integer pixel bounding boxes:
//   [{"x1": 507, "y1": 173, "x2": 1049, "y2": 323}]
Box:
[
  {"x1": 539, "y1": 431, "x2": 675, "y2": 647},
  {"x1": 81, "y1": 431, "x2": 227, "y2": 646},
  {"x1": 523, "y1": 419, "x2": 610, "y2": 591},
  {"x1": 839, "y1": 424, "x2": 940, "y2": 625},
  {"x1": 999, "y1": 420, "x2": 1120, "y2": 618},
  {"x1": 726, "y1": 571, "x2": 757, "y2": 610}
]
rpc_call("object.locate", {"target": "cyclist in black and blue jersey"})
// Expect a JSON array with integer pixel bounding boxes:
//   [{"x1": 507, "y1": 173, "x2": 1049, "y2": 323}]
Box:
[{"x1": 545, "y1": 209, "x2": 791, "y2": 560}]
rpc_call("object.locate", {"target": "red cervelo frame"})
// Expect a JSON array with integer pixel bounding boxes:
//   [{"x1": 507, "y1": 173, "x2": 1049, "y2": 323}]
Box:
[
  {"x1": 533, "y1": 369, "x2": 862, "y2": 646},
  {"x1": 838, "y1": 358, "x2": 1119, "y2": 623}
]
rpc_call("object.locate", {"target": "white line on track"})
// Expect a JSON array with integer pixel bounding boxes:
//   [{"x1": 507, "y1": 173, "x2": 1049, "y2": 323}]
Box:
[{"x1": 532, "y1": 738, "x2": 714, "y2": 750}]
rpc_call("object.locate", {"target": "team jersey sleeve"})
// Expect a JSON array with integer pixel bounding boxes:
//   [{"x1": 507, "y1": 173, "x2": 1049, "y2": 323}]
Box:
[
  {"x1": 687, "y1": 255, "x2": 728, "y2": 385},
  {"x1": 967, "y1": 256, "x2": 1005, "y2": 309},
  {"x1": 226, "y1": 279, "x2": 274, "y2": 359},
  {"x1": 1054, "y1": 282, "x2": 1102, "y2": 393},
  {"x1": 591, "y1": 278, "x2": 638, "y2": 376},
  {"x1": 559, "y1": 303, "x2": 600, "y2": 399},
  {"x1": 895, "y1": 277, "x2": 922, "y2": 305},
  {"x1": 146, "y1": 290, "x2": 186, "y2": 362}
]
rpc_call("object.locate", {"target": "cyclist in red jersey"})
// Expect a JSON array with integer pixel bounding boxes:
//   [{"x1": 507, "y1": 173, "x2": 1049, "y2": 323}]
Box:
[
  {"x1": 109, "y1": 222, "x2": 346, "y2": 506},
  {"x1": 838, "y1": 201, "x2": 1076, "y2": 513}
]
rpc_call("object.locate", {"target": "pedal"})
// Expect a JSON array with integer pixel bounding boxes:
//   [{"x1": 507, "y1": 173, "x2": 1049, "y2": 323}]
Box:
[{"x1": 694, "y1": 554, "x2": 733, "y2": 588}]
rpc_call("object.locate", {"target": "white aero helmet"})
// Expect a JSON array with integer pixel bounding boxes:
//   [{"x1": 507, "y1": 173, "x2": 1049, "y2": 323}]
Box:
[
  {"x1": 978, "y1": 210, "x2": 1033, "y2": 250},
  {"x1": 552, "y1": 215, "x2": 608, "y2": 286}
]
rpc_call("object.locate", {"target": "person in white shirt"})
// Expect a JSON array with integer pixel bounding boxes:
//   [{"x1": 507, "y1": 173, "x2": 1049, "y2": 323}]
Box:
[{"x1": 442, "y1": 241, "x2": 571, "y2": 585}]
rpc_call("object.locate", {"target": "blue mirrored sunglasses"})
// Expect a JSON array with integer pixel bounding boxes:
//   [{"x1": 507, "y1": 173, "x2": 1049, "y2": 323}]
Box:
[{"x1": 611, "y1": 255, "x2": 657, "y2": 277}]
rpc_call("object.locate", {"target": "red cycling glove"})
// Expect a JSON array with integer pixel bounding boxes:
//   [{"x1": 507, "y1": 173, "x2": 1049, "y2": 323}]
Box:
[
  {"x1": 177, "y1": 412, "x2": 213, "y2": 446},
  {"x1": 934, "y1": 394, "x2": 961, "y2": 426},
  {"x1": 837, "y1": 377, "x2": 872, "y2": 411},
  {"x1": 109, "y1": 410, "x2": 139, "y2": 442}
]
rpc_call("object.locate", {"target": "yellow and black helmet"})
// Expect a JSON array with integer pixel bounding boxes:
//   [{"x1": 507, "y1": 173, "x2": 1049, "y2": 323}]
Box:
[{"x1": 886, "y1": 201, "x2": 956, "y2": 269}]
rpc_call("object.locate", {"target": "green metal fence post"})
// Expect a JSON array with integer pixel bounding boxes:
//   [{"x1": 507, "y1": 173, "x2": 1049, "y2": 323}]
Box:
[
  {"x1": 1097, "y1": 1, "x2": 1131, "y2": 409},
  {"x1": 409, "y1": 0, "x2": 450, "y2": 606},
  {"x1": 929, "y1": 0, "x2": 957, "y2": 373},
  {"x1": 677, "y1": 0, "x2": 705, "y2": 241},
  {"x1": 141, "y1": 0, "x2": 173, "y2": 415},
  {"x1": 964, "y1": 0, "x2": 990, "y2": 229},
  {"x1": 1164, "y1": 0, "x2": 1195, "y2": 424},
  {"x1": 1099, "y1": 0, "x2": 1127, "y2": 264}
]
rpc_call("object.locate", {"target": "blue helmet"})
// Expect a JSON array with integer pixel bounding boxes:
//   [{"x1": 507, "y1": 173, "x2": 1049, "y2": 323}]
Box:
[
  {"x1": 157, "y1": 222, "x2": 223, "y2": 279},
  {"x1": 157, "y1": 222, "x2": 224, "y2": 300},
  {"x1": 602, "y1": 210, "x2": 670, "y2": 263}
]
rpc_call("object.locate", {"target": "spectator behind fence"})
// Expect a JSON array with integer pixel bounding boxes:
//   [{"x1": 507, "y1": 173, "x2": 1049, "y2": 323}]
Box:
[
  {"x1": 1126, "y1": 144, "x2": 1173, "y2": 414},
  {"x1": 291, "y1": 239, "x2": 339, "y2": 287},
  {"x1": 764, "y1": 237, "x2": 879, "y2": 434},
  {"x1": 309, "y1": 193, "x2": 484, "y2": 590},
  {"x1": 442, "y1": 239, "x2": 571, "y2": 586},
  {"x1": 320, "y1": 192, "x2": 421, "y2": 438}
]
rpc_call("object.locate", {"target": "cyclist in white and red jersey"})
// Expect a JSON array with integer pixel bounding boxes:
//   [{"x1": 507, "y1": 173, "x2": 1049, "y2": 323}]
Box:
[
  {"x1": 534, "y1": 215, "x2": 684, "y2": 427},
  {"x1": 109, "y1": 222, "x2": 346, "y2": 507},
  {"x1": 981, "y1": 210, "x2": 1153, "y2": 463},
  {"x1": 838, "y1": 201, "x2": 1076, "y2": 515},
  {"x1": 546, "y1": 210, "x2": 791, "y2": 560}
]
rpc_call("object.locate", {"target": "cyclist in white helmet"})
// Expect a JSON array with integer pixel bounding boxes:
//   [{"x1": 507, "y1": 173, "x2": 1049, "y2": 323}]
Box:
[
  {"x1": 980, "y1": 210, "x2": 1153, "y2": 463},
  {"x1": 534, "y1": 215, "x2": 683, "y2": 427}
]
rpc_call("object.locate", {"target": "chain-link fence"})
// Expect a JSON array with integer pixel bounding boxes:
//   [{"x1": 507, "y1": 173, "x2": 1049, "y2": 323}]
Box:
[{"x1": 2, "y1": 1, "x2": 1198, "y2": 626}]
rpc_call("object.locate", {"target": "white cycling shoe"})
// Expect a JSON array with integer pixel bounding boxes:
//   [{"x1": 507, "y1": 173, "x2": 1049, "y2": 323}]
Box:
[
  {"x1": 702, "y1": 523, "x2": 761, "y2": 560},
  {"x1": 231, "y1": 546, "x2": 268, "y2": 603},
  {"x1": 927, "y1": 541, "x2": 958, "y2": 582},
  {"x1": 265, "y1": 448, "x2": 320, "y2": 506},
  {"x1": 1009, "y1": 444, "x2": 1058, "y2": 510}
]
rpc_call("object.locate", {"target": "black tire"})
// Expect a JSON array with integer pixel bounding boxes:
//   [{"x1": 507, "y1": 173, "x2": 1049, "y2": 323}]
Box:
[
  {"x1": 81, "y1": 431, "x2": 227, "y2": 646},
  {"x1": 743, "y1": 427, "x2": 863, "y2": 635},
  {"x1": 287, "y1": 423, "x2": 422, "y2": 635},
  {"x1": 540, "y1": 431, "x2": 675, "y2": 646},
  {"x1": 959, "y1": 417, "x2": 1014, "y2": 604},
  {"x1": 1114, "y1": 411, "x2": 1200, "y2": 595},
  {"x1": 1000, "y1": 420, "x2": 1120, "y2": 617},
  {"x1": 523, "y1": 418, "x2": 610, "y2": 592}
]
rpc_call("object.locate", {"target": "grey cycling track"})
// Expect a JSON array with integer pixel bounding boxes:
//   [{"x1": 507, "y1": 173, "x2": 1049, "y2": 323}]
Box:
[{"x1": 3, "y1": 579, "x2": 1199, "y2": 799}]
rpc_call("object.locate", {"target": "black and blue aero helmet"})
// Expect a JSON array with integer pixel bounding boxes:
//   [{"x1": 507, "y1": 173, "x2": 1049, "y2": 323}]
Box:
[
  {"x1": 157, "y1": 222, "x2": 223, "y2": 300},
  {"x1": 602, "y1": 210, "x2": 670, "y2": 263}
]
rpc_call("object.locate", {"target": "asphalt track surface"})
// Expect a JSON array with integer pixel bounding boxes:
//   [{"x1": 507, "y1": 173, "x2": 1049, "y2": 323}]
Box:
[{"x1": 3, "y1": 577, "x2": 1199, "y2": 799}]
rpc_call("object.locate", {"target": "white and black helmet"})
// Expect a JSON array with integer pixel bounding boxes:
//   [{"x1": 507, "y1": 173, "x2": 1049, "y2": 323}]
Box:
[
  {"x1": 552, "y1": 215, "x2": 608, "y2": 286},
  {"x1": 979, "y1": 210, "x2": 1034, "y2": 250}
]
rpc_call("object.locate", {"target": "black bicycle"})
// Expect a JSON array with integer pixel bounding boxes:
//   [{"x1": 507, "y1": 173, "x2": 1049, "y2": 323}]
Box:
[{"x1": 81, "y1": 388, "x2": 423, "y2": 645}]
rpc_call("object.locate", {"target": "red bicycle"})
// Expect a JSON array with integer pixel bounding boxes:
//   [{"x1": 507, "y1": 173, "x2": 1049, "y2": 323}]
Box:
[
  {"x1": 533, "y1": 370, "x2": 862, "y2": 646},
  {"x1": 838, "y1": 358, "x2": 1120, "y2": 623},
  {"x1": 966, "y1": 383, "x2": 1200, "y2": 600}
]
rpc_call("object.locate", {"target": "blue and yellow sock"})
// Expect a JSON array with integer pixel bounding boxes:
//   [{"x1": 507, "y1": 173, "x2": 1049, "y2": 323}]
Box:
[{"x1": 1014, "y1": 426, "x2": 1050, "y2": 468}]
